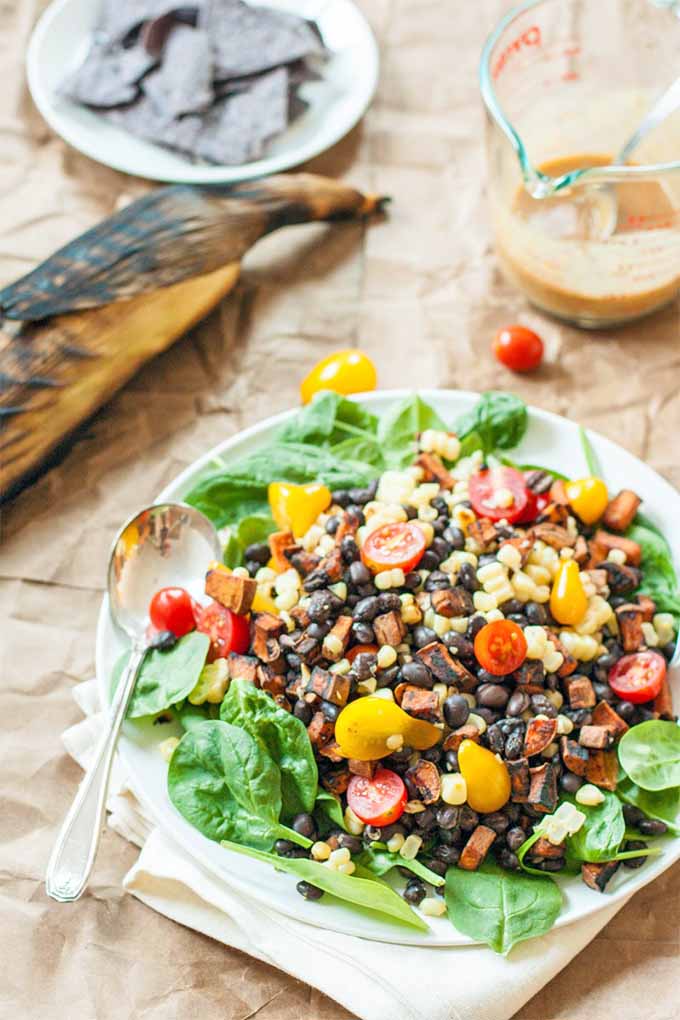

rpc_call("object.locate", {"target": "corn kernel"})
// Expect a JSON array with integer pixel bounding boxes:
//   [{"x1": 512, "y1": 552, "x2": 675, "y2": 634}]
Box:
[
  {"x1": 541, "y1": 741, "x2": 559, "y2": 758},
  {"x1": 344, "y1": 805, "x2": 365, "y2": 835},
  {"x1": 372, "y1": 687, "x2": 395, "y2": 701},
  {"x1": 473, "y1": 591, "x2": 497, "y2": 613},
  {"x1": 417, "y1": 505, "x2": 438, "y2": 523},
  {"x1": 337, "y1": 861, "x2": 356, "y2": 876},
  {"x1": 440, "y1": 773, "x2": 468, "y2": 805},
  {"x1": 330, "y1": 658, "x2": 351, "y2": 675},
  {"x1": 399, "y1": 834, "x2": 423, "y2": 860},
  {"x1": 546, "y1": 689, "x2": 564, "y2": 710},
  {"x1": 420, "y1": 897, "x2": 447, "y2": 917},
  {"x1": 255, "y1": 566, "x2": 277, "y2": 584},
  {"x1": 461, "y1": 692, "x2": 477, "y2": 708},
  {"x1": 654, "y1": 613, "x2": 676, "y2": 646},
  {"x1": 330, "y1": 581, "x2": 348, "y2": 601},
  {"x1": 403, "y1": 799, "x2": 426, "y2": 813},
  {"x1": 433, "y1": 682, "x2": 448, "y2": 706},
  {"x1": 356, "y1": 676, "x2": 377, "y2": 694},
  {"x1": 377, "y1": 645, "x2": 398, "y2": 669},
  {"x1": 641, "y1": 622, "x2": 659, "y2": 647},
  {"x1": 274, "y1": 589, "x2": 298, "y2": 612},
  {"x1": 576, "y1": 784, "x2": 605, "y2": 807},
  {"x1": 497, "y1": 544, "x2": 522, "y2": 572},
  {"x1": 323, "y1": 633, "x2": 345, "y2": 660},
  {"x1": 386, "y1": 832, "x2": 405, "y2": 853},
  {"x1": 432, "y1": 613, "x2": 451, "y2": 636},
  {"x1": 607, "y1": 548, "x2": 627, "y2": 565},
  {"x1": 556, "y1": 714, "x2": 574, "y2": 735},
  {"x1": 329, "y1": 847, "x2": 351, "y2": 867},
  {"x1": 468, "y1": 712, "x2": 487, "y2": 735},
  {"x1": 311, "y1": 841, "x2": 331, "y2": 861}
]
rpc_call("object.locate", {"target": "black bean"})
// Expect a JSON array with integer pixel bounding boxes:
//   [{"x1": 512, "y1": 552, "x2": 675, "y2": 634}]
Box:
[
  {"x1": 563, "y1": 707, "x2": 593, "y2": 727},
  {"x1": 431, "y1": 537, "x2": 451, "y2": 561},
  {"x1": 353, "y1": 595, "x2": 380, "y2": 621},
  {"x1": 275, "y1": 839, "x2": 298, "y2": 855},
  {"x1": 639, "y1": 707, "x2": 657, "y2": 722},
  {"x1": 414, "y1": 807, "x2": 436, "y2": 831},
  {"x1": 638, "y1": 818, "x2": 668, "y2": 837},
  {"x1": 403, "y1": 880, "x2": 427, "y2": 905},
  {"x1": 293, "y1": 700, "x2": 312, "y2": 725},
  {"x1": 420, "y1": 550, "x2": 441, "y2": 571},
  {"x1": 486, "y1": 723, "x2": 506, "y2": 756},
  {"x1": 352, "y1": 652, "x2": 377, "y2": 680},
  {"x1": 593, "y1": 681, "x2": 616, "y2": 704},
  {"x1": 608, "y1": 595, "x2": 627, "y2": 609},
  {"x1": 505, "y1": 826, "x2": 527, "y2": 852},
  {"x1": 504, "y1": 727, "x2": 525, "y2": 760},
  {"x1": 244, "y1": 541, "x2": 271, "y2": 565},
  {"x1": 622, "y1": 839, "x2": 649, "y2": 869},
  {"x1": 560, "y1": 771, "x2": 583, "y2": 794},
  {"x1": 497, "y1": 849, "x2": 520, "y2": 871},
  {"x1": 385, "y1": 747, "x2": 413, "y2": 767},
  {"x1": 286, "y1": 651, "x2": 302, "y2": 668},
  {"x1": 621, "y1": 804, "x2": 645, "y2": 827},
  {"x1": 304, "y1": 570, "x2": 331, "y2": 592},
  {"x1": 482, "y1": 811, "x2": 510, "y2": 834},
  {"x1": 307, "y1": 621, "x2": 330, "y2": 641},
  {"x1": 458, "y1": 562, "x2": 480, "y2": 592},
  {"x1": 356, "y1": 582, "x2": 377, "y2": 598},
  {"x1": 475, "y1": 707, "x2": 500, "y2": 726},
  {"x1": 443, "y1": 525, "x2": 465, "y2": 550},
  {"x1": 424, "y1": 570, "x2": 451, "y2": 592},
  {"x1": 337, "y1": 833, "x2": 363, "y2": 854},
  {"x1": 148, "y1": 630, "x2": 177, "y2": 651},
  {"x1": 400, "y1": 660, "x2": 434, "y2": 689},
  {"x1": 442, "y1": 633, "x2": 475, "y2": 659},
  {"x1": 321, "y1": 700, "x2": 341, "y2": 722},
  {"x1": 545, "y1": 673, "x2": 559, "y2": 691},
  {"x1": 433, "y1": 844, "x2": 460, "y2": 865},
  {"x1": 340, "y1": 535, "x2": 360, "y2": 562},
  {"x1": 412, "y1": 625, "x2": 437, "y2": 649},
  {"x1": 432, "y1": 517, "x2": 447, "y2": 536},
  {"x1": 477, "y1": 683, "x2": 510, "y2": 710},
  {"x1": 424, "y1": 858, "x2": 448, "y2": 877},
  {"x1": 524, "y1": 601, "x2": 547, "y2": 625},
  {"x1": 296, "y1": 880, "x2": 324, "y2": 900},
  {"x1": 498, "y1": 598, "x2": 523, "y2": 617},
  {"x1": 376, "y1": 665, "x2": 400, "y2": 688},
  {"x1": 349, "y1": 560, "x2": 371, "y2": 586},
  {"x1": 535, "y1": 857, "x2": 565, "y2": 872},
  {"x1": 325, "y1": 516, "x2": 341, "y2": 536},
  {"x1": 436, "y1": 805, "x2": 460, "y2": 830},
  {"x1": 245, "y1": 560, "x2": 261, "y2": 576},
  {"x1": 458, "y1": 805, "x2": 479, "y2": 831},
  {"x1": 352, "y1": 622, "x2": 376, "y2": 646},
  {"x1": 438, "y1": 826, "x2": 463, "y2": 846},
  {"x1": 432, "y1": 496, "x2": 449, "y2": 515},
  {"x1": 662, "y1": 640, "x2": 677, "y2": 661},
  {"x1": 403, "y1": 774, "x2": 420, "y2": 800},
  {"x1": 291, "y1": 813, "x2": 317, "y2": 840},
  {"x1": 403, "y1": 504, "x2": 418, "y2": 520},
  {"x1": 615, "y1": 699, "x2": 636, "y2": 723},
  {"x1": 332, "y1": 489, "x2": 351, "y2": 507},
  {"x1": 531, "y1": 693, "x2": 557, "y2": 718},
  {"x1": 507, "y1": 613, "x2": 529, "y2": 627},
  {"x1": 377, "y1": 592, "x2": 402, "y2": 613},
  {"x1": 443, "y1": 694, "x2": 470, "y2": 728},
  {"x1": 466, "y1": 615, "x2": 486, "y2": 640},
  {"x1": 403, "y1": 571, "x2": 421, "y2": 590},
  {"x1": 349, "y1": 487, "x2": 372, "y2": 505}
]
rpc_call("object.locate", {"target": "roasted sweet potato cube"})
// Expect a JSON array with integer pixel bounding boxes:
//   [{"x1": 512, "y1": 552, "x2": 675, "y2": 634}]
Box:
[
  {"x1": 325, "y1": 615, "x2": 353, "y2": 659},
  {"x1": 401, "y1": 686, "x2": 441, "y2": 722},
  {"x1": 592, "y1": 529, "x2": 641, "y2": 566},
  {"x1": 430, "y1": 586, "x2": 474, "y2": 618},
  {"x1": 615, "y1": 603, "x2": 645, "y2": 653},
  {"x1": 529, "y1": 837, "x2": 565, "y2": 859},
  {"x1": 591, "y1": 701, "x2": 629, "y2": 740},
  {"x1": 307, "y1": 711, "x2": 334, "y2": 747},
  {"x1": 348, "y1": 759, "x2": 376, "y2": 779},
  {"x1": 528, "y1": 763, "x2": 559, "y2": 813},
  {"x1": 549, "y1": 635, "x2": 578, "y2": 677},
  {"x1": 319, "y1": 546, "x2": 344, "y2": 582},
  {"x1": 334, "y1": 511, "x2": 359, "y2": 545},
  {"x1": 586, "y1": 569, "x2": 609, "y2": 595},
  {"x1": 584, "y1": 750, "x2": 618, "y2": 790},
  {"x1": 560, "y1": 736, "x2": 590, "y2": 777},
  {"x1": 406, "y1": 759, "x2": 441, "y2": 804},
  {"x1": 269, "y1": 530, "x2": 297, "y2": 571},
  {"x1": 531, "y1": 523, "x2": 573, "y2": 549},
  {"x1": 415, "y1": 451, "x2": 454, "y2": 489},
  {"x1": 566, "y1": 675, "x2": 596, "y2": 709},
  {"x1": 602, "y1": 490, "x2": 641, "y2": 533},
  {"x1": 290, "y1": 604, "x2": 311, "y2": 628},
  {"x1": 459, "y1": 825, "x2": 496, "y2": 871},
  {"x1": 416, "y1": 641, "x2": 476, "y2": 689},
  {"x1": 467, "y1": 518, "x2": 499, "y2": 548},
  {"x1": 287, "y1": 549, "x2": 321, "y2": 577},
  {"x1": 637, "y1": 594, "x2": 656, "y2": 623},
  {"x1": 512, "y1": 660, "x2": 546, "y2": 687},
  {"x1": 549, "y1": 480, "x2": 569, "y2": 505},
  {"x1": 252, "y1": 612, "x2": 286, "y2": 653},
  {"x1": 318, "y1": 741, "x2": 344, "y2": 763},
  {"x1": 578, "y1": 725, "x2": 613, "y2": 750},
  {"x1": 443, "y1": 724, "x2": 481, "y2": 752},
  {"x1": 205, "y1": 569, "x2": 257, "y2": 615},
  {"x1": 524, "y1": 716, "x2": 558, "y2": 756},
  {"x1": 227, "y1": 653, "x2": 258, "y2": 683},
  {"x1": 573, "y1": 534, "x2": 589, "y2": 565},
  {"x1": 600, "y1": 560, "x2": 641, "y2": 595},
  {"x1": 654, "y1": 677, "x2": 674, "y2": 720},
  {"x1": 322, "y1": 767, "x2": 350, "y2": 794},
  {"x1": 306, "y1": 665, "x2": 351, "y2": 707},
  {"x1": 507, "y1": 757, "x2": 530, "y2": 802},
  {"x1": 581, "y1": 860, "x2": 620, "y2": 892},
  {"x1": 256, "y1": 664, "x2": 286, "y2": 697},
  {"x1": 536, "y1": 502, "x2": 569, "y2": 526},
  {"x1": 291, "y1": 633, "x2": 322, "y2": 665},
  {"x1": 373, "y1": 610, "x2": 406, "y2": 647}
]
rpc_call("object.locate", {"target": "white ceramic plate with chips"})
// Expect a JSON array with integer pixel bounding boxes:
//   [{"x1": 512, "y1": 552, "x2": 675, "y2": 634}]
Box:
[
  {"x1": 27, "y1": 0, "x2": 379, "y2": 183},
  {"x1": 95, "y1": 390, "x2": 680, "y2": 946}
]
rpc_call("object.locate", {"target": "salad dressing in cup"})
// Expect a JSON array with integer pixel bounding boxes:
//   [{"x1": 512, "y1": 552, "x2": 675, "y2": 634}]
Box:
[{"x1": 480, "y1": 0, "x2": 680, "y2": 328}]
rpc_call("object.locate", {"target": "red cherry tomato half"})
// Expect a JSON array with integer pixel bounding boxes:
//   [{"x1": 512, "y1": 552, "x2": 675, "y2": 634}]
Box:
[
  {"x1": 194, "y1": 600, "x2": 250, "y2": 661},
  {"x1": 361, "y1": 521, "x2": 426, "y2": 575},
  {"x1": 515, "y1": 487, "x2": 550, "y2": 524},
  {"x1": 608, "y1": 651, "x2": 667, "y2": 704},
  {"x1": 149, "y1": 586, "x2": 196, "y2": 637},
  {"x1": 474, "y1": 620, "x2": 528, "y2": 676},
  {"x1": 469, "y1": 466, "x2": 530, "y2": 523},
  {"x1": 346, "y1": 768, "x2": 407, "y2": 826},
  {"x1": 493, "y1": 325, "x2": 544, "y2": 373},
  {"x1": 346, "y1": 643, "x2": 379, "y2": 663}
]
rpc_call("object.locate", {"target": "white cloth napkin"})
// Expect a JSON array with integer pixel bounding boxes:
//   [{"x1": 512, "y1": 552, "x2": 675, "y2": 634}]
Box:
[{"x1": 63, "y1": 681, "x2": 630, "y2": 1020}]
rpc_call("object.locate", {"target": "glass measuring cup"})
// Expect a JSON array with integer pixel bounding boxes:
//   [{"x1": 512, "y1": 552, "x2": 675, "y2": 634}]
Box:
[{"x1": 480, "y1": 0, "x2": 680, "y2": 328}]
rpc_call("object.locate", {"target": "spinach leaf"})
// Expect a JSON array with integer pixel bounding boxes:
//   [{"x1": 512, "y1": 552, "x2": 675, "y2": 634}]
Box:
[
  {"x1": 330, "y1": 435, "x2": 385, "y2": 468},
  {"x1": 175, "y1": 701, "x2": 214, "y2": 733},
  {"x1": 222, "y1": 514, "x2": 277, "y2": 568},
  {"x1": 167, "y1": 720, "x2": 308, "y2": 850},
  {"x1": 455, "y1": 391, "x2": 528, "y2": 457},
  {"x1": 444, "y1": 860, "x2": 562, "y2": 954},
  {"x1": 578, "y1": 425, "x2": 602, "y2": 477},
  {"x1": 378, "y1": 395, "x2": 448, "y2": 468},
  {"x1": 221, "y1": 839, "x2": 428, "y2": 931},
  {"x1": 618, "y1": 720, "x2": 680, "y2": 791},
  {"x1": 358, "y1": 847, "x2": 445, "y2": 887},
  {"x1": 277, "y1": 391, "x2": 378, "y2": 445},
  {"x1": 220, "y1": 678, "x2": 317, "y2": 816},
  {"x1": 617, "y1": 775, "x2": 680, "y2": 835},
  {"x1": 186, "y1": 443, "x2": 379, "y2": 528},
  {"x1": 314, "y1": 790, "x2": 347, "y2": 832},
  {"x1": 120, "y1": 632, "x2": 210, "y2": 719},
  {"x1": 564, "y1": 791, "x2": 625, "y2": 863},
  {"x1": 626, "y1": 520, "x2": 680, "y2": 622}
]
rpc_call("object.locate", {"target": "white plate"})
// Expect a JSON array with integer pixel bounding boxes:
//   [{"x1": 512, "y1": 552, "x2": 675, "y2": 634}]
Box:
[
  {"x1": 27, "y1": 0, "x2": 378, "y2": 183},
  {"x1": 95, "y1": 390, "x2": 680, "y2": 945}
]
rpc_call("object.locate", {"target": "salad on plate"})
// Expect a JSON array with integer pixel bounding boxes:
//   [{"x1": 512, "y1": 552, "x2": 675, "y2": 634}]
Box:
[{"x1": 115, "y1": 390, "x2": 680, "y2": 953}]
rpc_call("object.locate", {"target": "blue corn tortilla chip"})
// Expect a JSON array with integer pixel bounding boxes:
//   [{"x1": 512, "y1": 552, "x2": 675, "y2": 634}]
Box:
[
  {"x1": 196, "y1": 65, "x2": 289, "y2": 164},
  {"x1": 96, "y1": 0, "x2": 203, "y2": 44},
  {"x1": 199, "y1": 0, "x2": 323, "y2": 78},
  {"x1": 61, "y1": 42, "x2": 157, "y2": 107},
  {"x1": 102, "y1": 93, "x2": 203, "y2": 153},
  {"x1": 142, "y1": 25, "x2": 214, "y2": 116}
]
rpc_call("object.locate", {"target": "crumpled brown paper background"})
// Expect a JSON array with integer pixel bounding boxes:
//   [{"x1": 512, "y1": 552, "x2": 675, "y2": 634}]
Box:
[{"x1": 1, "y1": 1, "x2": 679, "y2": 1018}]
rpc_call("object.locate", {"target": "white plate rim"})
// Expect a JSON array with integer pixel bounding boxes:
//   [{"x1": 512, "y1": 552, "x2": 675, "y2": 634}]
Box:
[
  {"x1": 26, "y1": 0, "x2": 379, "y2": 183},
  {"x1": 95, "y1": 389, "x2": 680, "y2": 946}
]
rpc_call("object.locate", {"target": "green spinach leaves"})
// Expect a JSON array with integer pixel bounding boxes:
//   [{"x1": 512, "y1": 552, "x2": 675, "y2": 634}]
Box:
[
  {"x1": 455, "y1": 391, "x2": 528, "y2": 458},
  {"x1": 118, "y1": 631, "x2": 210, "y2": 719},
  {"x1": 618, "y1": 720, "x2": 680, "y2": 791},
  {"x1": 564, "y1": 791, "x2": 625, "y2": 863}
]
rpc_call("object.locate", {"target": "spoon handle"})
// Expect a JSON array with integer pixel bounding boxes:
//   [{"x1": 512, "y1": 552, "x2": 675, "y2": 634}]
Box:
[{"x1": 45, "y1": 644, "x2": 146, "y2": 902}]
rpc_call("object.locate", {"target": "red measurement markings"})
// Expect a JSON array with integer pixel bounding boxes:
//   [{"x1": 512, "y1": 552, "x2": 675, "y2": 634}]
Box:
[
  {"x1": 622, "y1": 212, "x2": 680, "y2": 232},
  {"x1": 492, "y1": 26, "x2": 542, "y2": 79}
]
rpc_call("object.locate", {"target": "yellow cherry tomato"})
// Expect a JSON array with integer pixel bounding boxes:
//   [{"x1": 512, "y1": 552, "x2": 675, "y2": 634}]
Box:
[
  {"x1": 300, "y1": 349, "x2": 377, "y2": 405},
  {"x1": 335, "y1": 697, "x2": 440, "y2": 761},
  {"x1": 268, "y1": 481, "x2": 332, "y2": 538},
  {"x1": 565, "y1": 476, "x2": 608, "y2": 525},
  {"x1": 458, "y1": 739, "x2": 511, "y2": 813},
  {"x1": 550, "y1": 558, "x2": 588, "y2": 626},
  {"x1": 251, "y1": 589, "x2": 279, "y2": 614}
]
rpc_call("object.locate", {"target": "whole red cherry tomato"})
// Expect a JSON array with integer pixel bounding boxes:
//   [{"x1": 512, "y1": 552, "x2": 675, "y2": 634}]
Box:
[
  {"x1": 609, "y1": 651, "x2": 667, "y2": 704},
  {"x1": 493, "y1": 325, "x2": 544, "y2": 373},
  {"x1": 194, "y1": 600, "x2": 250, "y2": 661},
  {"x1": 347, "y1": 768, "x2": 407, "y2": 825},
  {"x1": 149, "y1": 587, "x2": 196, "y2": 637}
]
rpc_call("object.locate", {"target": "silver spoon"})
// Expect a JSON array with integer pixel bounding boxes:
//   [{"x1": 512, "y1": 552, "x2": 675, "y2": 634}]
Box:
[{"x1": 45, "y1": 502, "x2": 221, "y2": 902}]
